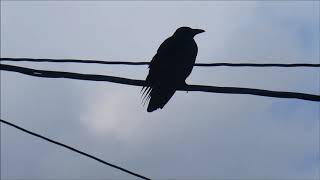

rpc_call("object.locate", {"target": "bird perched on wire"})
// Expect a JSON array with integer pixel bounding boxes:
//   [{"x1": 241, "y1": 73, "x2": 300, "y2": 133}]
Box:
[{"x1": 141, "y1": 26, "x2": 205, "y2": 112}]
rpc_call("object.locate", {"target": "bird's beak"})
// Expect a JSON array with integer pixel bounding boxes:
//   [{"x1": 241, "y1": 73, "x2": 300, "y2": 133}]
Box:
[{"x1": 193, "y1": 29, "x2": 205, "y2": 35}]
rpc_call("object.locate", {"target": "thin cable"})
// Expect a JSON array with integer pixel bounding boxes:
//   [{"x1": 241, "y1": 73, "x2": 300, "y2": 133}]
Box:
[
  {"x1": 0, "y1": 119, "x2": 151, "y2": 180},
  {"x1": 1, "y1": 57, "x2": 319, "y2": 67},
  {"x1": 1, "y1": 63, "x2": 319, "y2": 102}
]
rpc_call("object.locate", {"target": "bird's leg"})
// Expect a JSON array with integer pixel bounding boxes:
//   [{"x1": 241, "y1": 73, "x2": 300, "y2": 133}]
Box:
[{"x1": 183, "y1": 81, "x2": 189, "y2": 93}]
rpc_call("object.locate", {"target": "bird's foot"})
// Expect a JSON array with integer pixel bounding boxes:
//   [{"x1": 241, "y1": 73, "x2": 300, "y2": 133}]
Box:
[{"x1": 183, "y1": 82, "x2": 189, "y2": 93}]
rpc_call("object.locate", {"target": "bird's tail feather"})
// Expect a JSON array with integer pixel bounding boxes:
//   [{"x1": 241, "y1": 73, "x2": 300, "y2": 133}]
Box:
[
  {"x1": 147, "y1": 87, "x2": 175, "y2": 112},
  {"x1": 141, "y1": 73, "x2": 155, "y2": 106},
  {"x1": 141, "y1": 87, "x2": 152, "y2": 106}
]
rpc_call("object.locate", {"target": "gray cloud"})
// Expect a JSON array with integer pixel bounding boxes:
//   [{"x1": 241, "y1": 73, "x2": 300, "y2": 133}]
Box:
[{"x1": 1, "y1": 1, "x2": 319, "y2": 179}]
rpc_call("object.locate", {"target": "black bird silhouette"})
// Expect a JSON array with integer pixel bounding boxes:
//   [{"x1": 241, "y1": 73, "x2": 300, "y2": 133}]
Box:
[{"x1": 142, "y1": 26, "x2": 205, "y2": 112}]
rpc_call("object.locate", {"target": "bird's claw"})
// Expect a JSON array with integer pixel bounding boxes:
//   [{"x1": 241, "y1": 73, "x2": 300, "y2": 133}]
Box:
[{"x1": 183, "y1": 82, "x2": 189, "y2": 93}]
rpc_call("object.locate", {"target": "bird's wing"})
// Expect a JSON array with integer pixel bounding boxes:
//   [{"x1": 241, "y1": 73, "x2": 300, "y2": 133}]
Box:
[
  {"x1": 141, "y1": 37, "x2": 177, "y2": 106},
  {"x1": 149, "y1": 37, "x2": 197, "y2": 84},
  {"x1": 149, "y1": 37, "x2": 176, "y2": 69},
  {"x1": 142, "y1": 37, "x2": 198, "y2": 112}
]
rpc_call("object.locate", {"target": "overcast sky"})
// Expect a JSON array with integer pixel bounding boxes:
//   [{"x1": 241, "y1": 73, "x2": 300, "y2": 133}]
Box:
[{"x1": 1, "y1": 1, "x2": 319, "y2": 179}]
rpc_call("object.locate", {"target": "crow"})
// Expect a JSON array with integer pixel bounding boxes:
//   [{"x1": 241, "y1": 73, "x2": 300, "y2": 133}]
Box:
[{"x1": 142, "y1": 26, "x2": 205, "y2": 112}]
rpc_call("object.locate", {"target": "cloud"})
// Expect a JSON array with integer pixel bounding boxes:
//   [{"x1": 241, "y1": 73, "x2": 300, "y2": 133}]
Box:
[{"x1": 1, "y1": 1, "x2": 319, "y2": 179}]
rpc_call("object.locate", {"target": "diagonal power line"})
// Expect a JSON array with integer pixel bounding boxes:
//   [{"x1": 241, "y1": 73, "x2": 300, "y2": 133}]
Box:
[
  {"x1": 1, "y1": 57, "x2": 319, "y2": 67},
  {"x1": 0, "y1": 119, "x2": 151, "y2": 180},
  {"x1": 1, "y1": 63, "x2": 319, "y2": 102}
]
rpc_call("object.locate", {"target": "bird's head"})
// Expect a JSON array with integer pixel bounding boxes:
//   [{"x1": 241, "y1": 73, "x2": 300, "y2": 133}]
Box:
[{"x1": 174, "y1": 26, "x2": 205, "y2": 38}]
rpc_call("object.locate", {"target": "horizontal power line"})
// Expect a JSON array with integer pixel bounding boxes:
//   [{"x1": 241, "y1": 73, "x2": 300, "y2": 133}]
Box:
[
  {"x1": 0, "y1": 119, "x2": 151, "y2": 180},
  {"x1": 1, "y1": 64, "x2": 319, "y2": 102},
  {"x1": 1, "y1": 57, "x2": 319, "y2": 67}
]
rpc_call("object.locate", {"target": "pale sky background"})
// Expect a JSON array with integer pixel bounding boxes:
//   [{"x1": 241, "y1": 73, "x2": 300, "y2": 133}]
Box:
[{"x1": 1, "y1": 1, "x2": 319, "y2": 179}]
